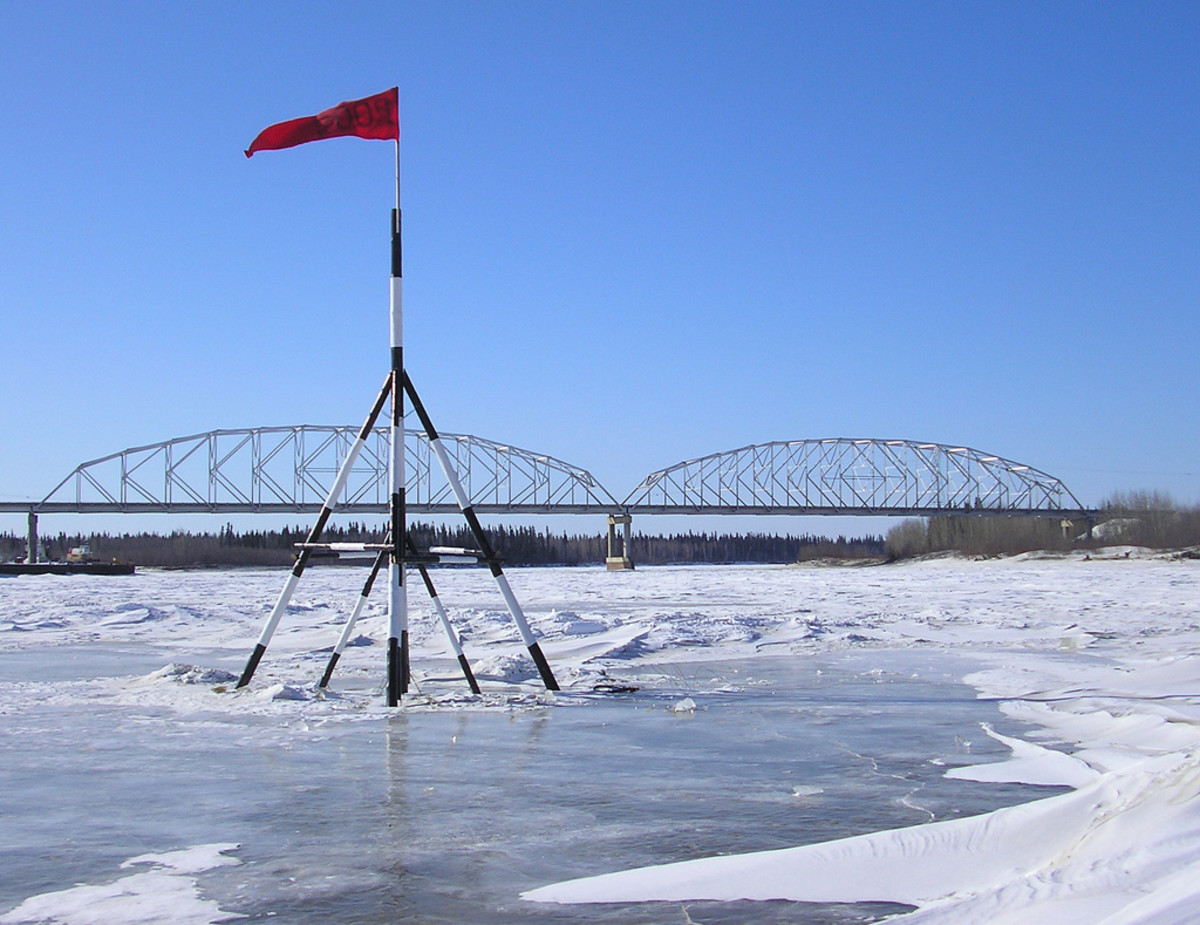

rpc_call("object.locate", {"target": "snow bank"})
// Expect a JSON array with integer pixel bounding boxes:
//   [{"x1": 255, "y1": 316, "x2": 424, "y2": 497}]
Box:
[
  {"x1": 526, "y1": 752, "x2": 1200, "y2": 920},
  {"x1": 520, "y1": 558, "x2": 1200, "y2": 923}
]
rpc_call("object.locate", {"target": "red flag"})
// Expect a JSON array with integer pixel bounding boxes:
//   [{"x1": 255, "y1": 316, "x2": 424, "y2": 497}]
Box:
[{"x1": 245, "y1": 88, "x2": 398, "y2": 157}]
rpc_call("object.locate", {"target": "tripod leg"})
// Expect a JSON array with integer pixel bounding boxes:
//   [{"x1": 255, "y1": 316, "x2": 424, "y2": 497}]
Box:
[
  {"x1": 402, "y1": 371, "x2": 559, "y2": 691},
  {"x1": 318, "y1": 548, "x2": 388, "y2": 689},
  {"x1": 236, "y1": 375, "x2": 392, "y2": 690},
  {"x1": 405, "y1": 535, "x2": 481, "y2": 694}
]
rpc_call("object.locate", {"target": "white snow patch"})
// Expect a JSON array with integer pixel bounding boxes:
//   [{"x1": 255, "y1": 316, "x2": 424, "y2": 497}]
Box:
[
  {"x1": 946, "y1": 723, "x2": 1101, "y2": 788},
  {"x1": 0, "y1": 843, "x2": 242, "y2": 925}
]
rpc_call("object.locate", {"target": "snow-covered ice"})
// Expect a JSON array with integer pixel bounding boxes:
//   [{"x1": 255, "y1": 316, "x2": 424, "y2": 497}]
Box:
[{"x1": 2, "y1": 552, "x2": 1198, "y2": 923}]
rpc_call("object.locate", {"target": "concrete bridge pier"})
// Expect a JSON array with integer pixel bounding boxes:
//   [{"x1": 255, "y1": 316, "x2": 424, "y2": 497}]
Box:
[
  {"x1": 27, "y1": 511, "x2": 38, "y2": 564},
  {"x1": 606, "y1": 513, "x2": 634, "y2": 570}
]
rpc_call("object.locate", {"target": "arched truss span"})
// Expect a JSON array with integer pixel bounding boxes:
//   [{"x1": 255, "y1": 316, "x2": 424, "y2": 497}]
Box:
[
  {"x1": 38, "y1": 426, "x2": 619, "y2": 515},
  {"x1": 622, "y1": 438, "x2": 1089, "y2": 516},
  {"x1": 22, "y1": 433, "x2": 1094, "y2": 518}
]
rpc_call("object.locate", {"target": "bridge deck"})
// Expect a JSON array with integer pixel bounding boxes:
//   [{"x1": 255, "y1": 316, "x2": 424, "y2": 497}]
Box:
[{"x1": 1, "y1": 501, "x2": 1099, "y2": 518}]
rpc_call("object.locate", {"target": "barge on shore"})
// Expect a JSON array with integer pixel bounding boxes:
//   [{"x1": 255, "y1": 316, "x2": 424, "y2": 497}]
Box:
[{"x1": 0, "y1": 561, "x2": 135, "y2": 576}]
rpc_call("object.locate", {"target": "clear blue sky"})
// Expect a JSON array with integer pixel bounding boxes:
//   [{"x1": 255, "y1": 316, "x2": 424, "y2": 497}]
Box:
[{"x1": 1, "y1": 1, "x2": 1197, "y2": 538}]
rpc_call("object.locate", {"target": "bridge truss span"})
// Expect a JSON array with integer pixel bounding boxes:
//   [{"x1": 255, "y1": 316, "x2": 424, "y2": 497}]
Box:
[
  {"x1": 12, "y1": 432, "x2": 1096, "y2": 520},
  {"x1": 37, "y1": 426, "x2": 620, "y2": 515},
  {"x1": 622, "y1": 438, "x2": 1090, "y2": 517}
]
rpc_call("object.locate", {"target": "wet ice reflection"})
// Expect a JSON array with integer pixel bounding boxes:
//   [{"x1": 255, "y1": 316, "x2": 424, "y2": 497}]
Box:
[{"x1": 2, "y1": 650, "x2": 1046, "y2": 924}]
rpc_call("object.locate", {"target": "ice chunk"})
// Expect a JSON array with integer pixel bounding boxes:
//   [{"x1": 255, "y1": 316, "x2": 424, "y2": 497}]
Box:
[
  {"x1": 143, "y1": 664, "x2": 239, "y2": 686},
  {"x1": 256, "y1": 682, "x2": 309, "y2": 702}
]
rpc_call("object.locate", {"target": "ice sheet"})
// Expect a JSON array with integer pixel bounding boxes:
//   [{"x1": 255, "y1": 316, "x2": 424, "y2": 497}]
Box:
[
  {"x1": 2, "y1": 556, "x2": 1198, "y2": 923},
  {"x1": 518, "y1": 558, "x2": 1200, "y2": 923}
]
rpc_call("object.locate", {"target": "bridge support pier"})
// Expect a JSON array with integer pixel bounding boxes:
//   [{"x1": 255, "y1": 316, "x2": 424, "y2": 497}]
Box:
[
  {"x1": 27, "y1": 511, "x2": 38, "y2": 564},
  {"x1": 606, "y1": 513, "x2": 634, "y2": 571}
]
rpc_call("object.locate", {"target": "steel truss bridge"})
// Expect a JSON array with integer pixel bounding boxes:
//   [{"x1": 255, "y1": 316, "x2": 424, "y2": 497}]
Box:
[{"x1": 2, "y1": 428, "x2": 1094, "y2": 520}]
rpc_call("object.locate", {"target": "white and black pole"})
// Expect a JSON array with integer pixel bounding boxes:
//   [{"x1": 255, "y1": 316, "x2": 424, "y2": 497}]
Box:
[
  {"x1": 387, "y1": 147, "x2": 407, "y2": 705},
  {"x1": 403, "y1": 371, "x2": 559, "y2": 691},
  {"x1": 405, "y1": 534, "x2": 481, "y2": 694},
  {"x1": 318, "y1": 546, "x2": 388, "y2": 689},
  {"x1": 237, "y1": 374, "x2": 392, "y2": 689}
]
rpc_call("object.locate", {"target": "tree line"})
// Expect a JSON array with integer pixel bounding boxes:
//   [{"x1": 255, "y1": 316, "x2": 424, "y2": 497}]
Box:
[
  {"x1": 1, "y1": 521, "x2": 885, "y2": 568},
  {"x1": 884, "y1": 491, "x2": 1200, "y2": 559},
  {"x1": 10, "y1": 491, "x2": 1193, "y2": 567}
]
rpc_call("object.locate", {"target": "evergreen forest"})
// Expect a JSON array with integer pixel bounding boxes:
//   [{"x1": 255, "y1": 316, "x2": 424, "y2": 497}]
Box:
[{"x1": 0, "y1": 522, "x2": 884, "y2": 568}]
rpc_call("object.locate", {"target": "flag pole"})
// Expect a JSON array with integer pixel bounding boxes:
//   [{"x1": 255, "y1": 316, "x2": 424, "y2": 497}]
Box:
[
  {"x1": 242, "y1": 87, "x2": 405, "y2": 701},
  {"x1": 387, "y1": 135, "x2": 408, "y2": 706}
]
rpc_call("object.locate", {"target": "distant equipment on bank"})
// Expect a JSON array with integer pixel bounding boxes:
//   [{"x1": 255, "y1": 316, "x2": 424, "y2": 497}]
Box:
[{"x1": 0, "y1": 541, "x2": 135, "y2": 576}]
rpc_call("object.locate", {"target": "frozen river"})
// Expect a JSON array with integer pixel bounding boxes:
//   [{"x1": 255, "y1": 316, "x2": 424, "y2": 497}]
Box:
[{"x1": 2, "y1": 554, "x2": 1199, "y2": 923}]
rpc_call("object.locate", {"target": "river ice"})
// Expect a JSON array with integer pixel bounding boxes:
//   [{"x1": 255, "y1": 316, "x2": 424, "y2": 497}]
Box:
[{"x1": 1, "y1": 551, "x2": 1198, "y2": 923}]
